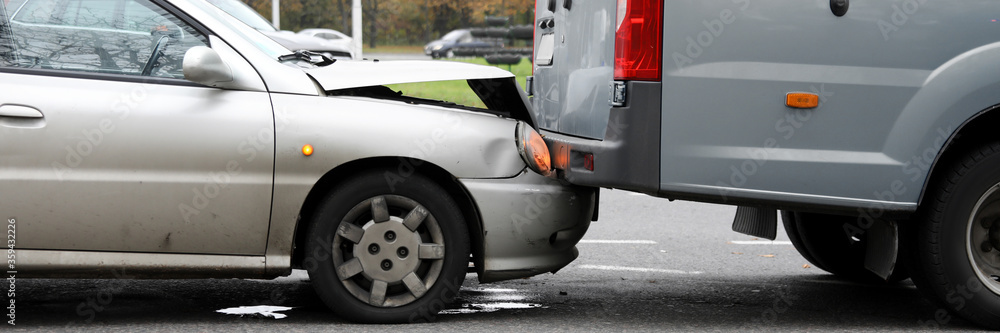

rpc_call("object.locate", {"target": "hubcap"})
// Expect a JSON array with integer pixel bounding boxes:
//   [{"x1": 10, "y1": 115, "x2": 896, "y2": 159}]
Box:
[
  {"x1": 331, "y1": 195, "x2": 446, "y2": 307},
  {"x1": 967, "y1": 183, "x2": 1000, "y2": 295}
]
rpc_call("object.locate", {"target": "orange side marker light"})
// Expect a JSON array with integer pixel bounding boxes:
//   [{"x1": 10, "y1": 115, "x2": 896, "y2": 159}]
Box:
[
  {"x1": 302, "y1": 144, "x2": 314, "y2": 156},
  {"x1": 785, "y1": 92, "x2": 820, "y2": 109}
]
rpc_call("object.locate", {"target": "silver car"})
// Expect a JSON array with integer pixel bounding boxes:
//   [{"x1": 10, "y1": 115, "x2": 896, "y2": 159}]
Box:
[{"x1": 0, "y1": 0, "x2": 594, "y2": 323}]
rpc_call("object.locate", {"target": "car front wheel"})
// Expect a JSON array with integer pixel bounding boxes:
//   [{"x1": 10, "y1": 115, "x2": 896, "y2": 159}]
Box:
[
  {"x1": 907, "y1": 142, "x2": 1000, "y2": 329},
  {"x1": 305, "y1": 170, "x2": 470, "y2": 323}
]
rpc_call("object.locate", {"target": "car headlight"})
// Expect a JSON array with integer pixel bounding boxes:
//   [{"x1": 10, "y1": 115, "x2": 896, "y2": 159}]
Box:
[
  {"x1": 432, "y1": 45, "x2": 443, "y2": 51},
  {"x1": 516, "y1": 122, "x2": 552, "y2": 176}
]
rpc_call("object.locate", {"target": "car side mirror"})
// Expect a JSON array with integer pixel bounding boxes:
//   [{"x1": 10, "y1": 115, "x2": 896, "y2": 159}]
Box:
[{"x1": 183, "y1": 46, "x2": 234, "y2": 87}]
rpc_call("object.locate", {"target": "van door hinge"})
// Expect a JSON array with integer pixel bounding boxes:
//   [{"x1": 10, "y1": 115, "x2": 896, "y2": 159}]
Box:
[{"x1": 732, "y1": 206, "x2": 777, "y2": 240}]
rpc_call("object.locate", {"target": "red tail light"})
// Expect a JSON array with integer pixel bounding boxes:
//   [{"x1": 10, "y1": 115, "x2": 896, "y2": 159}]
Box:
[{"x1": 614, "y1": 0, "x2": 663, "y2": 81}]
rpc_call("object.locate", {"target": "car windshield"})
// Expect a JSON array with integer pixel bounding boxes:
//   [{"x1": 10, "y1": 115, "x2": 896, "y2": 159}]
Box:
[
  {"x1": 187, "y1": 0, "x2": 289, "y2": 61},
  {"x1": 442, "y1": 30, "x2": 465, "y2": 41}
]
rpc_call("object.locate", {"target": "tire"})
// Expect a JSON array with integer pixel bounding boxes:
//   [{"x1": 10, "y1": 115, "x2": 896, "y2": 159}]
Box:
[
  {"x1": 906, "y1": 142, "x2": 1000, "y2": 329},
  {"x1": 304, "y1": 170, "x2": 470, "y2": 323},
  {"x1": 485, "y1": 54, "x2": 522, "y2": 65},
  {"x1": 469, "y1": 28, "x2": 488, "y2": 38},
  {"x1": 782, "y1": 211, "x2": 909, "y2": 283},
  {"x1": 781, "y1": 211, "x2": 827, "y2": 271},
  {"x1": 509, "y1": 25, "x2": 534, "y2": 40}
]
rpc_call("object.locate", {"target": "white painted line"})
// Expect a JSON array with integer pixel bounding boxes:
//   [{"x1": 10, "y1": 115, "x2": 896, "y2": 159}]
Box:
[
  {"x1": 578, "y1": 264, "x2": 703, "y2": 275},
  {"x1": 579, "y1": 240, "x2": 657, "y2": 244},
  {"x1": 729, "y1": 240, "x2": 794, "y2": 245}
]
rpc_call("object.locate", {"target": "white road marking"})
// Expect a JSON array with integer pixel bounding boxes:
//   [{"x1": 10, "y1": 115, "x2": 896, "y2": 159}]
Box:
[
  {"x1": 579, "y1": 240, "x2": 657, "y2": 244},
  {"x1": 578, "y1": 264, "x2": 703, "y2": 275},
  {"x1": 216, "y1": 305, "x2": 294, "y2": 319},
  {"x1": 729, "y1": 240, "x2": 794, "y2": 245}
]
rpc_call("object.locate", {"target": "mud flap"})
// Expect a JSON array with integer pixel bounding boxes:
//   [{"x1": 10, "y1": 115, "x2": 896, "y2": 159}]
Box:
[
  {"x1": 863, "y1": 219, "x2": 899, "y2": 281},
  {"x1": 732, "y1": 206, "x2": 777, "y2": 240}
]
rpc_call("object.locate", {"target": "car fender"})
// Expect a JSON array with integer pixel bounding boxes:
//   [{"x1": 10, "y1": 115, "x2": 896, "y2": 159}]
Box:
[
  {"x1": 882, "y1": 41, "x2": 1000, "y2": 204},
  {"x1": 263, "y1": 93, "x2": 527, "y2": 273}
]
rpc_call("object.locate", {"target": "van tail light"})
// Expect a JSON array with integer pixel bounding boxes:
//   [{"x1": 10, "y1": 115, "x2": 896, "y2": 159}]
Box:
[{"x1": 614, "y1": 0, "x2": 663, "y2": 81}]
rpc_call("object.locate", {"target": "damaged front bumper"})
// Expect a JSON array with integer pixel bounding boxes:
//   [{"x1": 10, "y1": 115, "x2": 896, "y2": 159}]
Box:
[{"x1": 460, "y1": 170, "x2": 596, "y2": 283}]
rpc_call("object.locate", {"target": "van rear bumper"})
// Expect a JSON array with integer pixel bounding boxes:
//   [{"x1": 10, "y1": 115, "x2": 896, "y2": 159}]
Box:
[{"x1": 541, "y1": 81, "x2": 663, "y2": 195}]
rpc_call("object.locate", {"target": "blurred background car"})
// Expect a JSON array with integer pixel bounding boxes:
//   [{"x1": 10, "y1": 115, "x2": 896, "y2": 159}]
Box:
[
  {"x1": 206, "y1": 0, "x2": 355, "y2": 59},
  {"x1": 298, "y1": 28, "x2": 357, "y2": 59},
  {"x1": 423, "y1": 29, "x2": 491, "y2": 59}
]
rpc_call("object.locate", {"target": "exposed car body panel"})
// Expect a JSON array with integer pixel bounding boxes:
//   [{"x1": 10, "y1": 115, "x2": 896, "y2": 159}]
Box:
[
  {"x1": 303, "y1": 60, "x2": 513, "y2": 91},
  {"x1": 531, "y1": 0, "x2": 1000, "y2": 214}
]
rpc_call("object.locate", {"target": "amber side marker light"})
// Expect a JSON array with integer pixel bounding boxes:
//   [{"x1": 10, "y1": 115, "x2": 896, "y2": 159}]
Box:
[
  {"x1": 302, "y1": 144, "x2": 314, "y2": 156},
  {"x1": 786, "y1": 92, "x2": 820, "y2": 109}
]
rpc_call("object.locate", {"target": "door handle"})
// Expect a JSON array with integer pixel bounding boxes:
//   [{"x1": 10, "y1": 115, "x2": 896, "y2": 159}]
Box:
[
  {"x1": 0, "y1": 104, "x2": 44, "y2": 118},
  {"x1": 0, "y1": 104, "x2": 46, "y2": 129}
]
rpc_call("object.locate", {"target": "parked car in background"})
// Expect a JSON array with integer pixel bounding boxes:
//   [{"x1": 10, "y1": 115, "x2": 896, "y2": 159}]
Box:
[
  {"x1": 299, "y1": 28, "x2": 357, "y2": 59},
  {"x1": 0, "y1": 0, "x2": 595, "y2": 323},
  {"x1": 424, "y1": 29, "x2": 492, "y2": 59},
  {"x1": 206, "y1": 0, "x2": 355, "y2": 59}
]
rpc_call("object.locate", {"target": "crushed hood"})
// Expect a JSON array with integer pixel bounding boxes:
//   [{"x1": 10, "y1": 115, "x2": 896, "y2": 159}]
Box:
[{"x1": 304, "y1": 60, "x2": 514, "y2": 91}]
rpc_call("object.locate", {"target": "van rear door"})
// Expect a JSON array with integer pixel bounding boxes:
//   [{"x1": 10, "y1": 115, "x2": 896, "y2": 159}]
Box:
[{"x1": 531, "y1": 0, "x2": 616, "y2": 140}]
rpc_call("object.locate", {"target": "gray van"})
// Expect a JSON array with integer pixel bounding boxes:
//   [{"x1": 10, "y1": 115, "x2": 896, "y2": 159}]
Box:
[{"x1": 530, "y1": 0, "x2": 1000, "y2": 328}]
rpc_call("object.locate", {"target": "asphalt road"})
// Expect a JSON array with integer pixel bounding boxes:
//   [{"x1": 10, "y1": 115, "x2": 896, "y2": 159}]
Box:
[{"x1": 10, "y1": 189, "x2": 989, "y2": 332}]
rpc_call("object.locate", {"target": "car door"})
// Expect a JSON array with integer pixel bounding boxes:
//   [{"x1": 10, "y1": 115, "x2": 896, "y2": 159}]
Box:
[{"x1": 0, "y1": 0, "x2": 275, "y2": 255}]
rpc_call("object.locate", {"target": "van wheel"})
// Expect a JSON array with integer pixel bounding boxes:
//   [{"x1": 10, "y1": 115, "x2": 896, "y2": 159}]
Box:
[
  {"x1": 906, "y1": 142, "x2": 1000, "y2": 329},
  {"x1": 782, "y1": 211, "x2": 908, "y2": 283},
  {"x1": 305, "y1": 171, "x2": 470, "y2": 323}
]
